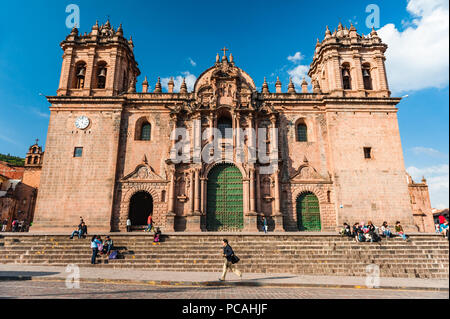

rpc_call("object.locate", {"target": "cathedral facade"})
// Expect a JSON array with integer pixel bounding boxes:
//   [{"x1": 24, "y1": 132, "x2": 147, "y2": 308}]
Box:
[{"x1": 31, "y1": 21, "x2": 421, "y2": 233}]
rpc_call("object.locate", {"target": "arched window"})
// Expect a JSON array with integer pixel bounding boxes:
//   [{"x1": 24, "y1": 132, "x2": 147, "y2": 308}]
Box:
[
  {"x1": 96, "y1": 62, "x2": 107, "y2": 89},
  {"x1": 341, "y1": 63, "x2": 351, "y2": 90},
  {"x1": 33, "y1": 157, "x2": 38, "y2": 164},
  {"x1": 217, "y1": 116, "x2": 232, "y2": 139},
  {"x1": 27, "y1": 157, "x2": 32, "y2": 164},
  {"x1": 140, "y1": 122, "x2": 151, "y2": 141},
  {"x1": 362, "y1": 64, "x2": 372, "y2": 90},
  {"x1": 74, "y1": 62, "x2": 86, "y2": 89},
  {"x1": 296, "y1": 123, "x2": 307, "y2": 142}
]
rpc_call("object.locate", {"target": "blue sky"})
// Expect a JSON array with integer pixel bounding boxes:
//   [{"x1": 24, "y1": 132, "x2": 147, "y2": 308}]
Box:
[{"x1": 0, "y1": 0, "x2": 448, "y2": 208}]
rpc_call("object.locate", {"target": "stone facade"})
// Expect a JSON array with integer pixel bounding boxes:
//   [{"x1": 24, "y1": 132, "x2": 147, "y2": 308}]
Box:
[
  {"x1": 31, "y1": 21, "x2": 421, "y2": 233},
  {"x1": 407, "y1": 174, "x2": 435, "y2": 233}
]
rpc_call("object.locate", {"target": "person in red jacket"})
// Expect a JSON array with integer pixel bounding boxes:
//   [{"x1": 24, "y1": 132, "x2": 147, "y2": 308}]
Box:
[{"x1": 146, "y1": 214, "x2": 153, "y2": 232}]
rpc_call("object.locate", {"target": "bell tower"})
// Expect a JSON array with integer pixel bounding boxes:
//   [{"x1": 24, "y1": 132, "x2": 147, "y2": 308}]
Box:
[
  {"x1": 308, "y1": 24, "x2": 390, "y2": 97},
  {"x1": 57, "y1": 20, "x2": 140, "y2": 97}
]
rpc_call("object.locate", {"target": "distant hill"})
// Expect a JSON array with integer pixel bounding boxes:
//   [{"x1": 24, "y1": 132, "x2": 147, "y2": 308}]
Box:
[{"x1": 0, "y1": 153, "x2": 25, "y2": 167}]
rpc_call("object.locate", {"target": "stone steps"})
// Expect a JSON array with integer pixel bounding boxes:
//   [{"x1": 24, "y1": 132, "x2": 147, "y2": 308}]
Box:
[{"x1": 0, "y1": 234, "x2": 448, "y2": 278}]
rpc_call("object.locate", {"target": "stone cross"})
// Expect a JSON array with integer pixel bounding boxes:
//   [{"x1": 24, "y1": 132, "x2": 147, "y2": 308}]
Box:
[{"x1": 221, "y1": 46, "x2": 229, "y2": 56}]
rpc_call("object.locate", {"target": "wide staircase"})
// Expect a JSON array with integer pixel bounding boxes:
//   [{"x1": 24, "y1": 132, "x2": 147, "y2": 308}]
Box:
[{"x1": 0, "y1": 233, "x2": 448, "y2": 279}]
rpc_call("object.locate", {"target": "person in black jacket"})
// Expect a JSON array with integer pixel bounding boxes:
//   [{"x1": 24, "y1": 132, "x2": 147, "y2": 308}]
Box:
[{"x1": 219, "y1": 239, "x2": 242, "y2": 281}]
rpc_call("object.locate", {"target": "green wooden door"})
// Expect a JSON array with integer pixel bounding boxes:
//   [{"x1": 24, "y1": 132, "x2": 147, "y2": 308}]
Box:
[
  {"x1": 296, "y1": 192, "x2": 321, "y2": 231},
  {"x1": 207, "y1": 164, "x2": 243, "y2": 231}
]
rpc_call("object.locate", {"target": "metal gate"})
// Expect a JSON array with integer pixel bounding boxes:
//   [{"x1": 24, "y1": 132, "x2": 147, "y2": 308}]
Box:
[
  {"x1": 206, "y1": 163, "x2": 243, "y2": 231},
  {"x1": 296, "y1": 192, "x2": 321, "y2": 231}
]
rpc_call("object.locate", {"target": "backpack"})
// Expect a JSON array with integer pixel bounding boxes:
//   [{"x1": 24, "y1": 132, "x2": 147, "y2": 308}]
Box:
[
  {"x1": 358, "y1": 233, "x2": 366, "y2": 242},
  {"x1": 108, "y1": 251, "x2": 118, "y2": 259}
]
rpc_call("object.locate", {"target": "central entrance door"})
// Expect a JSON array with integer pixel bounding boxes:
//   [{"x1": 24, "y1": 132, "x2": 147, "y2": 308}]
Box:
[
  {"x1": 207, "y1": 163, "x2": 243, "y2": 231},
  {"x1": 129, "y1": 191, "x2": 153, "y2": 226}
]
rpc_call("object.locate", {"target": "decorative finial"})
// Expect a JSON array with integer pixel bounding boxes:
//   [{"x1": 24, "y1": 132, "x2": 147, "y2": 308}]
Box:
[
  {"x1": 370, "y1": 27, "x2": 378, "y2": 36},
  {"x1": 180, "y1": 78, "x2": 188, "y2": 93},
  {"x1": 262, "y1": 77, "x2": 269, "y2": 93},
  {"x1": 216, "y1": 53, "x2": 220, "y2": 63},
  {"x1": 168, "y1": 77, "x2": 175, "y2": 93},
  {"x1": 275, "y1": 77, "x2": 282, "y2": 93},
  {"x1": 301, "y1": 77, "x2": 308, "y2": 93},
  {"x1": 142, "y1": 76, "x2": 149, "y2": 93},
  {"x1": 154, "y1": 77, "x2": 162, "y2": 93},
  {"x1": 116, "y1": 23, "x2": 123, "y2": 36},
  {"x1": 288, "y1": 78, "x2": 296, "y2": 93}
]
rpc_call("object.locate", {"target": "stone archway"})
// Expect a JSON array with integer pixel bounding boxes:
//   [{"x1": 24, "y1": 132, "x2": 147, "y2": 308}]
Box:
[
  {"x1": 296, "y1": 192, "x2": 321, "y2": 231},
  {"x1": 206, "y1": 163, "x2": 243, "y2": 231},
  {"x1": 128, "y1": 191, "x2": 153, "y2": 226}
]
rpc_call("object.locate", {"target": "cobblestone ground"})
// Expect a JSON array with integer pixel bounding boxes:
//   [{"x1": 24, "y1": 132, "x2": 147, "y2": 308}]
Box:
[{"x1": 0, "y1": 280, "x2": 447, "y2": 299}]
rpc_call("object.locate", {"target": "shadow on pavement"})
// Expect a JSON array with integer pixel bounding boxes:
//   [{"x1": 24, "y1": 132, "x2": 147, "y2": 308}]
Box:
[{"x1": 0, "y1": 271, "x2": 60, "y2": 281}]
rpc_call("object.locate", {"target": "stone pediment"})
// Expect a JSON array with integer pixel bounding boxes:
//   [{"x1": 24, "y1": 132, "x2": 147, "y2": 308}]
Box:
[
  {"x1": 290, "y1": 164, "x2": 328, "y2": 182},
  {"x1": 193, "y1": 55, "x2": 256, "y2": 109},
  {"x1": 122, "y1": 164, "x2": 165, "y2": 182}
]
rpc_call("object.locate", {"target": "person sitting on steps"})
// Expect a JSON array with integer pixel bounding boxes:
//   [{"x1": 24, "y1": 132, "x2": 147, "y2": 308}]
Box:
[
  {"x1": 153, "y1": 227, "x2": 161, "y2": 243},
  {"x1": 395, "y1": 221, "x2": 408, "y2": 240}
]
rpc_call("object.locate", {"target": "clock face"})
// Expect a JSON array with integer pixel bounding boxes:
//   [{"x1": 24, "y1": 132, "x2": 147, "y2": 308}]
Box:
[{"x1": 75, "y1": 116, "x2": 90, "y2": 130}]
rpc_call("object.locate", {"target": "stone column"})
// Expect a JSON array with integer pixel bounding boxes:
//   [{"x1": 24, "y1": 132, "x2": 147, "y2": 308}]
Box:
[
  {"x1": 193, "y1": 114, "x2": 202, "y2": 163},
  {"x1": 166, "y1": 168, "x2": 176, "y2": 232},
  {"x1": 256, "y1": 168, "x2": 261, "y2": 214},
  {"x1": 249, "y1": 168, "x2": 256, "y2": 214},
  {"x1": 235, "y1": 113, "x2": 241, "y2": 162},
  {"x1": 194, "y1": 168, "x2": 201, "y2": 214},
  {"x1": 186, "y1": 169, "x2": 201, "y2": 232},
  {"x1": 244, "y1": 166, "x2": 258, "y2": 232},
  {"x1": 375, "y1": 54, "x2": 389, "y2": 93},
  {"x1": 352, "y1": 53, "x2": 365, "y2": 95},
  {"x1": 189, "y1": 171, "x2": 194, "y2": 214},
  {"x1": 85, "y1": 48, "x2": 97, "y2": 87},
  {"x1": 200, "y1": 176, "x2": 207, "y2": 231},
  {"x1": 57, "y1": 48, "x2": 74, "y2": 95},
  {"x1": 200, "y1": 177, "x2": 206, "y2": 213},
  {"x1": 270, "y1": 114, "x2": 284, "y2": 232}
]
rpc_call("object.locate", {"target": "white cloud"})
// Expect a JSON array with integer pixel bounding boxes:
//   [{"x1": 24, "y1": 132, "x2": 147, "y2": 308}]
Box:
[
  {"x1": 411, "y1": 146, "x2": 448, "y2": 158},
  {"x1": 378, "y1": 0, "x2": 449, "y2": 93},
  {"x1": 188, "y1": 58, "x2": 197, "y2": 67},
  {"x1": 161, "y1": 71, "x2": 197, "y2": 93},
  {"x1": 407, "y1": 164, "x2": 449, "y2": 208},
  {"x1": 285, "y1": 51, "x2": 310, "y2": 89},
  {"x1": 287, "y1": 64, "x2": 310, "y2": 88},
  {"x1": 287, "y1": 52, "x2": 304, "y2": 63}
]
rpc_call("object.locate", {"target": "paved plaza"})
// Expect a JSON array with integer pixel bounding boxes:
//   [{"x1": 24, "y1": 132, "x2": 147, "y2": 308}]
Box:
[
  {"x1": 0, "y1": 280, "x2": 447, "y2": 299},
  {"x1": 0, "y1": 264, "x2": 447, "y2": 299}
]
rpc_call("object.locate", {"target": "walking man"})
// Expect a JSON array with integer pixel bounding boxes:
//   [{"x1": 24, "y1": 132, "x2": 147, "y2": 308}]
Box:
[
  {"x1": 262, "y1": 216, "x2": 268, "y2": 234},
  {"x1": 219, "y1": 239, "x2": 242, "y2": 281}
]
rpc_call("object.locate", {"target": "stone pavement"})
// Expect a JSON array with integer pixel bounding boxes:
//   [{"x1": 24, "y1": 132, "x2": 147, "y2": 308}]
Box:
[
  {"x1": 0, "y1": 280, "x2": 447, "y2": 299},
  {"x1": 0, "y1": 264, "x2": 447, "y2": 291}
]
